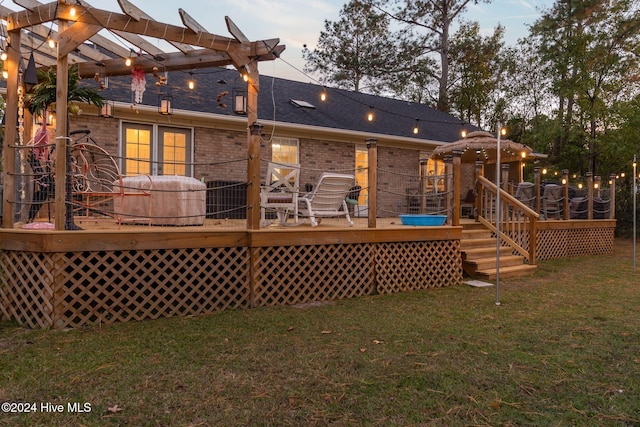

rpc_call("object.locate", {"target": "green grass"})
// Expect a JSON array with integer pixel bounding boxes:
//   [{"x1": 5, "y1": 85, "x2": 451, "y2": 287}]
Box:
[{"x1": 1, "y1": 239, "x2": 640, "y2": 426}]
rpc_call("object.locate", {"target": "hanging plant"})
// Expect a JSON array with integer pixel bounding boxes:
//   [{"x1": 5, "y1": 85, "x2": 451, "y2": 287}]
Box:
[
  {"x1": 131, "y1": 66, "x2": 146, "y2": 104},
  {"x1": 24, "y1": 64, "x2": 104, "y2": 116}
]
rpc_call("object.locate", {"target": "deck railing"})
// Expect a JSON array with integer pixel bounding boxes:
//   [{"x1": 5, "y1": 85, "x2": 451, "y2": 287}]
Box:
[{"x1": 476, "y1": 175, "x2": 539, "y2": 264}]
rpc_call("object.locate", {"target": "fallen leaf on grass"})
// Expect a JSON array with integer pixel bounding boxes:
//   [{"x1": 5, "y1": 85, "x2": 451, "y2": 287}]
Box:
[
  {"x1": 373, "y1": 340, "x2": 384, "y2": 345},
  {"x1": 287, "y1": 326, "x2": 295, "y2": 331},
  {"x1": 360, "y1": 347, "x2": 367, "y2": 352},
  {"x1": 107, "y1": 404, "x2": 122, "y2": 413},
  {"x1": 321, "y1": 330, "x2": 332, "y2": 334}
]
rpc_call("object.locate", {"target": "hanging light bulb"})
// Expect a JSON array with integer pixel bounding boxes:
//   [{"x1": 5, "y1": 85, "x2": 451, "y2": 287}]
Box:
[
  {"x1": 2, "y1": 69, "x2": 8, "y2": 79},
  {"x1": 70, "y1": 7, "x2": 76, "y2": 17},
  {"x1": 367, "y1": 107, "x2": 374, "y2": 122},
  {"x1": 188, "y1": 73, "x2": 195, "y2": 90},
  {"x1": 125, "y1": 56, "x2": 132, "y2": 67},
  {"x1": 48, "y1": 38, "x2": 56, "y2": 49},
  {"x1": 320, "y1": 87, "x2": 327, "y2": 101},
  {"x1": 413, "y1": 119, "x2": 419, "y2": 135},
  {"x1": 0, "y1": 51, "x2": 6, "y2": 61}
]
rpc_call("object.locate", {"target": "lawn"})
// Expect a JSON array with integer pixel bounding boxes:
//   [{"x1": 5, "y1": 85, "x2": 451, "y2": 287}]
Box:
[{"x1": 1, "y1": 239, "x2": 639, "y2": 426}]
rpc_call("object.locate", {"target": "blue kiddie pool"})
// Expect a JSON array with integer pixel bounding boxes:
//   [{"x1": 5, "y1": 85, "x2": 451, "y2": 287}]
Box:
[{"x1": 399, "y1": 214, "x2": 447, "y2": 226}]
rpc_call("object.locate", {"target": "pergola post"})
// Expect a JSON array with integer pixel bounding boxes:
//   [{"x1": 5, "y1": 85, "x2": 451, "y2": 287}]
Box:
[
  {"x1": 452, "y1": 150, "x2": 463, "y2": 226},
  {"x1": 501, "y1": 164, "x2": 510, "y2": 191},
  {"x1": 443, "y1": 155, "x2": 453, "y2": 225},
  {"x1": 247, "y1": 122, "x2": 263, "y2": 230},
  {"x1": 1, "y1": 29, "x2": 21, "y2": 228},
  {"x1": 587, "y1": 172, "x2": 594, "y2": 220},
  {"x1": 245, "y1": 62, "x2": 261, "y2": 230},
  {"x1": 366, "y1": 138, "x2": 377, "y2": 228},
  {"x1": 474, "y1": 161, "x2": 484, "y2": 221}
]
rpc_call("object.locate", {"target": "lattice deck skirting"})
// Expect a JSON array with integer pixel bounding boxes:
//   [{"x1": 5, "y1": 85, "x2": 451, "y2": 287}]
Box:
[
  {"x1": 0, "y1": 228, "x2": 463, "y2": 329},
  {"x1": 504, "y1": 221, "x2": 616, "y2": 261}
]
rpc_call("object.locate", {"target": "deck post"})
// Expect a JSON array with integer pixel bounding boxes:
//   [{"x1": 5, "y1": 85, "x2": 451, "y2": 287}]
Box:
[
  {"x1": 366, "y1": 138, "x2": 377, "y2": 228},
  {"x1": 501, "y1": 164, "x2": 510, "y2": 191},
  {"x1": 247, "y1": 122, "x2": 263, "y2": 230},
  {"x1": 587, "y1": 172, "x2": 594, "y2": 220},
  {"x1": 474, "y1": 161, "x2": 484, "y2": 221},
  {"x1": 562, "y1": 169, "x2": 569, "y2": 220},
  {"x1": 443, "y1": 155, "x2": 453, "y2": 225},
  {"x1": 609, "y1": 173, "x2": 616, "y2": 219},
  {"x1": 55, "y1": 20, "x2": 70, "y2": 231},
  {"x1": 534, "y1": 167, "x2": 541, "y2": 214},
  {"x1": 452, "y1": 150, "x2": 462, "y2": 226},
  {"x1": 420, "y1": 159, "x2": 428, "y2": 213},
  {"x1": 2, "y1": 29, "x2": 21, "y2": 228}
]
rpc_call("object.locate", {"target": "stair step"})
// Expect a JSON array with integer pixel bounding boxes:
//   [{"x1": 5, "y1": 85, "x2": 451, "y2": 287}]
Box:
[
  {"x1": 464, "y1": 255, "x2": 525, "y2": 270},
  {"x1": 462, "y1": 229, "x2": 493, "y2": 240},
  {"x1": 460, "y1": 237, "x2": 498, "y2": 249},
  {"x1": 475, "y1": 264, "x2": 538, "y2": 280},
  {"x1": 462, "y1": 246, "x2": 512, "y2": 260}
]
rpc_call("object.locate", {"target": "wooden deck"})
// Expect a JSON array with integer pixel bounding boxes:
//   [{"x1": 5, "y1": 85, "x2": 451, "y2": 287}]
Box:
[{"x1": 0, "y1": 217, "x2": 464, "y2": 329}]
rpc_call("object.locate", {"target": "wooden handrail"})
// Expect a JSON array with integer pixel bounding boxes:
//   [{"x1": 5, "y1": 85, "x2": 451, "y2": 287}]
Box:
[{"x1": 477, "y1": 176, "x2": 538, "y2": 265}]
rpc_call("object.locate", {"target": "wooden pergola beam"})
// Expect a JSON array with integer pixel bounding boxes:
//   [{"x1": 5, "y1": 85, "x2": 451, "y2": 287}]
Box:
[
  {"x1": 118, "y1": 0, "x2": 193, "y2": 54},
  {"x1": 77, "y1": 49, "x2": 232, "y2": 77}
]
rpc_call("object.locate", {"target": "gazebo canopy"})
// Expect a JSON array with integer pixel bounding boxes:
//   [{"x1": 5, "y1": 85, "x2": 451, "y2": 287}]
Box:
[{"x1": 430, "y1": 131, "x2": 547, "y2": 164}]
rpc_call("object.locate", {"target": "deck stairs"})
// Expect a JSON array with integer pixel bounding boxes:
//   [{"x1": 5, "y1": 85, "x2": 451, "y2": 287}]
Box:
[{"x1": 460, "y1": 220, "x2": 537, "y2": 280}]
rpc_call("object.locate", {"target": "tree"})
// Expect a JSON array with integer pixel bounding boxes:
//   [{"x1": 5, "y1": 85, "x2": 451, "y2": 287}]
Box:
[
  {"x1": 302, "y1": 0, "x2": 396, "y2": 93},
  {"x1": 448, "y1": 21, "x2": 505, "y2": 127},
  {"x1": 25, "y1": 64, "x2": 104, "y2": 116},
  {"x1": 529, "y1": 0, "x2": 640, "y2": 174},
  {"x1": 378, "y1": 0, "x2": 489, "y2": 112}
]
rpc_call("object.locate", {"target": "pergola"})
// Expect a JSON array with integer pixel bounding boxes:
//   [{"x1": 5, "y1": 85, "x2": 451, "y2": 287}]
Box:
[{"x1": 1, "y1": 0, "x2": 284, "y2": 230}]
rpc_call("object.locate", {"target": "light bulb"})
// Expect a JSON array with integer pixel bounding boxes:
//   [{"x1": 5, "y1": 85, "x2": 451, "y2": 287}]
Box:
[
  {"x1": 188, "y1": 80, "x2": 195, "y2": 90},
  {"x1": 125, "y1": 56, "x2": 132, "y2": 67},
  {"x1": 48, "y1": 38, "x2": 56, "y2": 49},
  {"x1": 0, "y1": 51, "x2": 6, "y2": 61}
]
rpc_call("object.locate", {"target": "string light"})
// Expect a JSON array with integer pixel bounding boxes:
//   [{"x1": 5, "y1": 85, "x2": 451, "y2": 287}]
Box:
[
  {"x1": 240, "y1": 66, "x2": 250, "y2": 82},
  {"x1": 70, "y1": 7, "x2": 76, "y2": 17},
  {"x1": 413, "y1": 119, "x2": 419, "y2": 135},
  {"x1": 188, "y1": 73, "x2": 195, "y2": 90},
  {"x1": 320, "y1": 87, "x2": 327, "y2": 101},
  {"x1": 0, "y1": 51, "x2": 6, "y2": 61},
  {"x1": 367, "y1": 107, "x2": 374, "y2": 122},
  {"x1": 47, "y1": 38, "x2": 56, "y2": 49}
]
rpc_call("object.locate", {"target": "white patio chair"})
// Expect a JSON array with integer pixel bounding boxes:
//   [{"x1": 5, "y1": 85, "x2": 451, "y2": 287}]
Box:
[
  {"x1": 299, "y1": 172, "x2": 356, "y2": 227},
  {"x1": 260, "y1": 162, "x2": 300, "y2": 226}
]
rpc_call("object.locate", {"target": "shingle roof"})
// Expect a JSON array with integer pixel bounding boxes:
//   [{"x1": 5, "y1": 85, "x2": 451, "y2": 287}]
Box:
[{"x1": 98, "y1": 67, "x2": 472, "y2": 142}]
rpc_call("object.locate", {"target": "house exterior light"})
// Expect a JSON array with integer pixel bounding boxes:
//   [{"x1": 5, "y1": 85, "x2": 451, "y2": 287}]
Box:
[{"x1": 158, "y1": 94, "x2": 173, "y2": 115}]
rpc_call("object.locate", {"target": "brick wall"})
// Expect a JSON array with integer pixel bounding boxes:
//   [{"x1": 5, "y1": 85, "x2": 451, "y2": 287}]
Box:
[{"x1": 68, "y1": 116, "x2": 425, "y2": 218}]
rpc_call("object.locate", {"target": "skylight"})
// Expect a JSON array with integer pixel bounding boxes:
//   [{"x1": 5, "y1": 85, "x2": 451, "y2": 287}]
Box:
[{"x1": 290, "y1": 99, "x2": 316, "y2": 109}]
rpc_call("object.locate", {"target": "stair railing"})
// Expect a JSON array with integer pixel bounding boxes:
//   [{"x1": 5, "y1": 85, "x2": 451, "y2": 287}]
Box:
[{"x1": 476, "y1": 175, "x2": 539, "y2": 264}]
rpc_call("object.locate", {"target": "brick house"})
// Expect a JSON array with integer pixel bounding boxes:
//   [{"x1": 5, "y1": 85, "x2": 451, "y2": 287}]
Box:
[{"x1": 61, "y1": 67, "x2": 474, "y2": 217}]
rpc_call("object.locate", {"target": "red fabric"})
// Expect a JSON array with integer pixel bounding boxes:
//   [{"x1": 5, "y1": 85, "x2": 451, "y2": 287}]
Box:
[{"x1": 33, "y1": 123, "x2": 49, "y2": 161}]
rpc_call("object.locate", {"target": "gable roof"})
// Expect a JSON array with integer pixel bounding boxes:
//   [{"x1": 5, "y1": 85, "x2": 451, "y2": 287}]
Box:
[{"x1": 100, "y1": 67, "x2": 472, "y2": 143}]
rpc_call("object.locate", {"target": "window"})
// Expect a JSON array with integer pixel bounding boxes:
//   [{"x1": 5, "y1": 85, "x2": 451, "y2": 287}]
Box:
[
  {"x1": 271, "y1": 137, "x2": 299, "y2": 165},
  {"x1": 355, "y1": 146, "x2": 368, "y2": 206},
  {"x1": 425, "y1": 158, "x2": 445, "y2": 192},
  {"x1": 121, "y1": 122, "x2": 193, "y2": 176}
]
